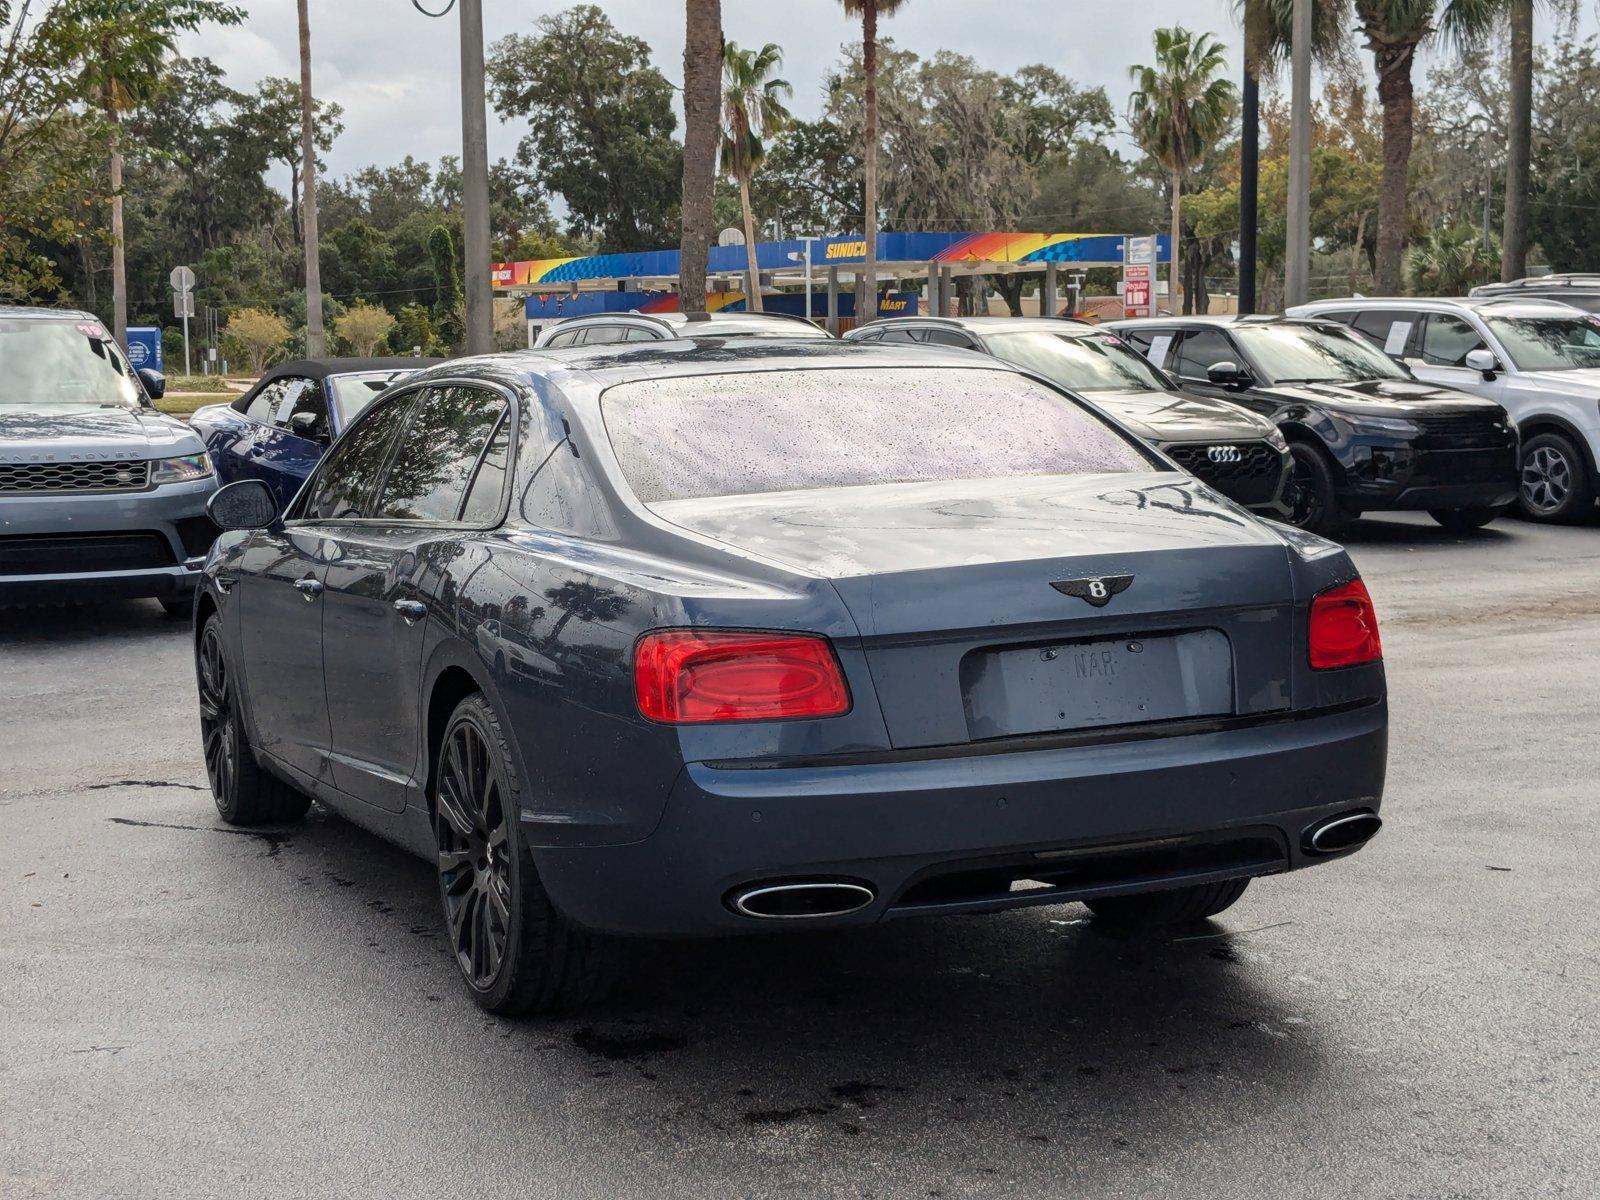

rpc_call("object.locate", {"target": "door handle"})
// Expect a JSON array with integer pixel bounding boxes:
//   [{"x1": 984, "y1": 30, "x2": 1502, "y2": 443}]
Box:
[
  {"x1": 393, "y1": 599, "x2": 427, "y2": 623},
  {"x1": 293, "y1": 577, "x2": 323, "y2": 601}
]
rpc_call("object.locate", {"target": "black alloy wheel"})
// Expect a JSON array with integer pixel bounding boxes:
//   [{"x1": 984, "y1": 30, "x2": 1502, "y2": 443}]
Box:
[
  {"x1": 197, "y1": 620, "x2": 237, "y2": 805},
  {"x1": 195, "y1": 613, "x2": 309, "y2": 825},
  {"x1": 436, "y1": 712, "x2": 513, "y2": 991},
  {"x1": 432, "y1": 692, "x2": 620, "y2": 1014},
  {"x1": 1286, "y1": 442, "x2": 1346, "y2": 536}
]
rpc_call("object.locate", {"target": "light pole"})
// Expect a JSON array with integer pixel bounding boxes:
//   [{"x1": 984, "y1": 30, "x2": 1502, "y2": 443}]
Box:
[
  {"x1": 1284, "y1": 0, "x2": 1312, "y2": 308},
  {"x1": 789, "y1": 235, "x2": 821, "y2": 325},
  {"x1": 412, "y1": 0, "x2": 494, "y2": 355}
]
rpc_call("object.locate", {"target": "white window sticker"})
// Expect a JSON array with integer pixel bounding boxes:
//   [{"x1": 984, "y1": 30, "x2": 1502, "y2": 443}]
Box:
[
  {"x1": 1147, "y1": 334, "x2": 1173, "y2": 369},
  {"x1": 1382, "y1": 321, "x2": 1413, "y2": 356}
]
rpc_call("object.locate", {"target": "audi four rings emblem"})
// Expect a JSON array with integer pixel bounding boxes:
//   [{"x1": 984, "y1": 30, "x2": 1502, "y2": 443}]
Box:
[{"x1": 1207, "y1": 445, "x2": 1242, "y2": 464}]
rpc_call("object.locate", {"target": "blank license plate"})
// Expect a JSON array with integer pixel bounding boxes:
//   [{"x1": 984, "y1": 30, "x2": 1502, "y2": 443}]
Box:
[{"x1": 962, "y1": 629, "x2": 1233, "y2": 740}]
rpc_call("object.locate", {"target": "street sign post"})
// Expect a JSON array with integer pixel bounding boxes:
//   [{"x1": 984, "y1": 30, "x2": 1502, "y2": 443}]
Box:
[
  {"x1": 1123, "y1": 236, "x2": 1157, "y2": 319},
  {"x1": 169, "y1": 266, "x2": 195, "y2": 377}
]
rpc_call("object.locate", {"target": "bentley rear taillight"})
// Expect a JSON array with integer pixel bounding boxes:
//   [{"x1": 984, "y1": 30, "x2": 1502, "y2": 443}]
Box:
[
  {"x1": 634, "y1": 630, "x2": 852, "y2": 724},
  {"x1": 1308, "y1": 579, "x2": 1382, "y2": 670}
]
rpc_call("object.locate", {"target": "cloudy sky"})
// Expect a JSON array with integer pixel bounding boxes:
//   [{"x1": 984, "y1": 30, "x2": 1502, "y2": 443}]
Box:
[{"x1": 182, "y1": 0, "x2": 1595, "y2": 186}]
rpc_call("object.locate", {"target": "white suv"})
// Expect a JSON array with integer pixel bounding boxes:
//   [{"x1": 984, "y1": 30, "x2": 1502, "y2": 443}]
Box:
[{"x1": 1288, "y1": 296, "x2": 1600, "y2": 521}]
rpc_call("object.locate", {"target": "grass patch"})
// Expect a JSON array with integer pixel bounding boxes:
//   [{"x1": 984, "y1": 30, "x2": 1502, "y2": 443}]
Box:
[
  {"x1": 155, "y1": 393, "x2": 223, "y2": 417},
  {"x1": 164, "y1": 374, "x2": 230, "y2": 393}
]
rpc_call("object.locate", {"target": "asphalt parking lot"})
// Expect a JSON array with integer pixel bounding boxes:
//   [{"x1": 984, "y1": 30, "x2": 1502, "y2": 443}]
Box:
[{"x1": 3, "y1": 513, "x2": 1598, "y2": 1200}]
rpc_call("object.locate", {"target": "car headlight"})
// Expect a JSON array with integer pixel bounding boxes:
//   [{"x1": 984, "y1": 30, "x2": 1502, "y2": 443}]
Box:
[
  {"x1": 1357, "y1": 416, "x2": 1420, "y2": 435},
  {"x1": 149, "y1": 452, "x2": 213, "y2": 484},
  {"x1": 1264, "y1": 426, "x2": 1289, "y2": 452}
]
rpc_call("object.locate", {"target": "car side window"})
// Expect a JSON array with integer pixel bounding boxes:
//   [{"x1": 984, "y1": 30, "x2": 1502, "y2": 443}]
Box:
[
  {"x1": 242, "y1": 380, "x2": 283, "y2": 423},
  {"x1": 582, "y1": 326, "x2": 626, "y2": 345},
  {"x1": 272, "y1": 377, "x2": 329, "y2": 440},
  {"x1": 459, "y1": 413, "x2": 514, "y2": 525},
  {"x1": 544, "y1": 330, "x2": 579, "y2": 348},
  {"x1": 1419, "y1": 314, "x2": 1487, "y2": 367},
  {"x1": 919, "y1": 329, "x2": 975, "y2": 348},
  {"x1": 1348, "y1": 310, "x2": 1418, "y2": 356},
  {"x1": 622, "y1": 327, "x2": 658, "y2": 342},
  {"x1": 372, "y1": 385, "x2": 510, "y2": 522},
  {"x1": 299, "y1": 392, "x2": 417, "y2": 520},
  {"x1": 1172, "y1": 329, "x2": 1239, "y2": 380},
  {"x1": 874, "y1": 328, "x2": 921, "y2": 343}
]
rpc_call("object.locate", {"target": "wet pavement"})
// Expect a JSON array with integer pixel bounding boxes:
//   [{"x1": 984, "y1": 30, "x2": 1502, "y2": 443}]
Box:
[{"x1": 3, "y1": 512, "x2": 1597, "y2": 1198}]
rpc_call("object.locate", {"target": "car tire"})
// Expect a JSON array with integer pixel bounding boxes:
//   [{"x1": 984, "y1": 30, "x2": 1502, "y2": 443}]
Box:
[
  {"x1": 434, "y1": 692, "x2": 620, "y2": 1015},
  {"x1": 1286, "y1": 442, "x2": 1347, "y2": 536},
  {"x1": 1428, "y1": 505, "x2": 1504, "y2": 533},
  {"x1": 196, "y1": 613, "x2": 311, "y2": 825},
  {"x1": 160, "y1": 597, "x2": 192, "y2": 619},
  {"x1": 1084, "y1": 878, "x2": 1250, "y2": 929},
  {"x1": 1518, "y1": 432, "x2": 1594, "y2": 522}
]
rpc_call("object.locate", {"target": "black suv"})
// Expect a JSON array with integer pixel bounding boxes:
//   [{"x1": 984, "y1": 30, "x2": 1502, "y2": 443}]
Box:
[
  {"x1": 845, "y1": 316, "x2": 1291, "y2": 515},
  {"x1": 1106, "y1": 315, "x2": 1519, "y2": 535}
]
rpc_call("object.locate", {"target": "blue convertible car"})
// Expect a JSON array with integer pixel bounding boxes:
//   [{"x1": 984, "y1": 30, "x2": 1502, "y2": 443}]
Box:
[{"x1": 189, "y1": 358, "x2": 439, "y2": 508}]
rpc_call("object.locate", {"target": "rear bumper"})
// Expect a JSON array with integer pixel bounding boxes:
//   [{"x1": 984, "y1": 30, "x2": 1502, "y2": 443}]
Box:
[
  {"x1": 0, "y1": 477, "x2": 215, "y2": 605},
  {"x1": 533, "y1": 700, "x2": 1388, "y2": 937}
]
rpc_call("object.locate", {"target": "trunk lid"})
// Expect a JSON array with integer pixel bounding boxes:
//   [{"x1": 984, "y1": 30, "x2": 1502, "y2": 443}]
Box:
[{"x1": 652, "y1": 473, "x2": 1299, "y2": 749}]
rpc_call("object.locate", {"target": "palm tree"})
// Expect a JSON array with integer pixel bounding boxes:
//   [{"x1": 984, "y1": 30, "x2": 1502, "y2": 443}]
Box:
[
  {"x1": 679, "y1": 0, "x2": 722, "y2": 314},
  {"x1": 1407, "y1": 223, "x2": 1500, "y2": 294},
  {"x1": 72, "y1": 0, "x2": 242, "y2": 346},
  {"x1": 840, "y1": 0, "x2": 908, "y2": 323},
  {"x1": 1349, "y1": 1, "x2": 1502, "y2": 293},
  {"x1": 1128, "y1": 27, "x2": 1237, "y2": 315},
  {"x1": 720, "y1": 40, "x2": 791, "y2": 314}
]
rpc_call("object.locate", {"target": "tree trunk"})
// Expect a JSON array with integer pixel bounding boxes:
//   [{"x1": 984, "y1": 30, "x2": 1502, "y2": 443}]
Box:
[
  {"x1": 738, "y1": 173, "x2": 762, "y2": 311},
  {"x1": 678, "y1": 0, "x2": 722, "y2": 314},
  {"x1": 860, "y1": 2, "x2": 878, "y2": 323},
  {"x1": 107, "y1": 105, "x2": 127, "y2": 345},
  {"x1": 298, "y1": 0, "x2": 325, "y2": 357},
  {"x1": 1170, "y1": 164, "x2": 1182, "y2": 315},
  {"x1": 1501, "y1": 0, "x2": 1533, "y2": 281},
  {"x1": 1372, "y1": 37, "x2": 1417, "y2": 295}
]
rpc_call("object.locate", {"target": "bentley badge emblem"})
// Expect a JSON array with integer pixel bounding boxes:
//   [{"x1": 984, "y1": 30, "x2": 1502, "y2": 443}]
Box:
[{"x1": 1051, "y1": 575, "x2": 1134, "y2": 607}]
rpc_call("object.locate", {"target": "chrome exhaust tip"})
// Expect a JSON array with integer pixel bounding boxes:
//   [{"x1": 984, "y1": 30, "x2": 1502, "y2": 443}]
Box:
[
  {"x1": 730, "y1": 880, "x2": 876, "y2": 920},
  {"x1": 1303, "y1": 810, "x2": 1383, "y2": 856}
]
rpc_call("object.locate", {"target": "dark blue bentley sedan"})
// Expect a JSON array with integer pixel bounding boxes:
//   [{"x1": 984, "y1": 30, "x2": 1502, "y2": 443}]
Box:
[
  {"x1": 189, "y1": 357, "x2": 439, "y2": 510},
  {"x1": 192, "y1": 339, "x2": 1388, "y2": 1014}
]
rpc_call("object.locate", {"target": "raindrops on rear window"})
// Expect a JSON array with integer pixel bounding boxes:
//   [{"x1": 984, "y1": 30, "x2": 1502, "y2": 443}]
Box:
[{"x1": 601, "y1": 368, "x2": 1150, "y2": 503}]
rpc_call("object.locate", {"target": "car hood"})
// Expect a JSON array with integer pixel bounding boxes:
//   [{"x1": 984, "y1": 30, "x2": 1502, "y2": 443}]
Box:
[
  {"x1": 0, "y1": 406, "x2": 202, "y2": 462},
  {"x1": 1511, "y1": 367, "x2": 1600, "y2": 399},
  {"x1": 1086, "y1": 388, "x2": 1275, "y2": 442},
  {"x1": 1262, "y1": 376, "x2": 1503, "y2": 416}
]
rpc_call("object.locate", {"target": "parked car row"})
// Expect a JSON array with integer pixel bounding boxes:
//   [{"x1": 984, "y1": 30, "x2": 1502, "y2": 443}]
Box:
[{"x1": 1, "y1": 291, "x2": 1582, "y2": 1016}]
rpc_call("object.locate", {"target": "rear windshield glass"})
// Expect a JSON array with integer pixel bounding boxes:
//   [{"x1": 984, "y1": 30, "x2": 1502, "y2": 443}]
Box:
[
  {"x1": 329, "y1": 371, "x2": 414, "y2": 424},
  {"x1": 602, "y1": 367, "x2": 1152, "y2": 503},
  {"x1": 0, "y1": 319, "x2": 142, "y2": 411}
]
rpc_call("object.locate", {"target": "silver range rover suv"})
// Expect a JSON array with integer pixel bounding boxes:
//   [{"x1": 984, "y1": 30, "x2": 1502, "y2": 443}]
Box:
[{"x1": 0, "y1": 307, "x2": 218, "y2": 615}]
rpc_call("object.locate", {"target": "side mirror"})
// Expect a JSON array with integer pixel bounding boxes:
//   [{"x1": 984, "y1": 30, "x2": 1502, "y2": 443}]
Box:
[
  {"x1": 288, "y1": 410, "x2": 329, "y2": 443},
  {"x1": 137, "y1": 367, "x2": 166, "y2": 402},
  {"x1": 1206, "y1": 360, "x2": 1253, "y2": 388},
  {"x1": 206, "y1": 479, "x2": 279, "y2": 531},
  {"x1": 1464, "y1": 348, "x2": 1500, "y2": 378}
]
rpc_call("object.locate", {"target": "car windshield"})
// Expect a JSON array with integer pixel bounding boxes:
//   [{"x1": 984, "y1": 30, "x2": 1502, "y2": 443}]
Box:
[
  {"x1": 1483, "y1": 315, "x2": 1600, "y2": 371},
  {"x1": 602, "y1": 366, "x2": 1153, "y2": 503},
  {"x1": 328, "y1": 371, "x2": 414, "y2": 424},
  {"x1": 984, "y1": 331, "x2": 1173, "y2": 393},
  {"x1": 0, "y1": 318, "x2": 143, "y2": 412},
  {"x1": 1235, "y1": 323, "x2": 1410, "y2": 384}
]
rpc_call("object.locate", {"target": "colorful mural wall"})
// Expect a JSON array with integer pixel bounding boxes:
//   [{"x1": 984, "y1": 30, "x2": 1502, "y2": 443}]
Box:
[{"x1": 523, "y1": 290, "x2": 919, "y2": 321}]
